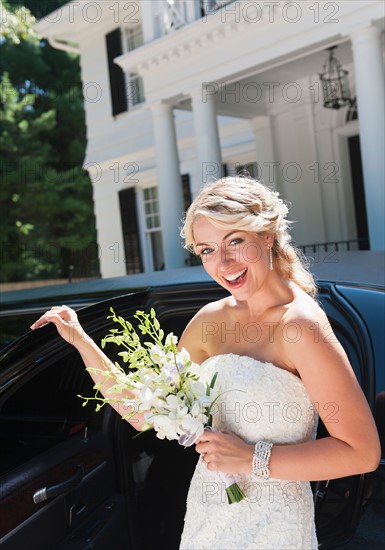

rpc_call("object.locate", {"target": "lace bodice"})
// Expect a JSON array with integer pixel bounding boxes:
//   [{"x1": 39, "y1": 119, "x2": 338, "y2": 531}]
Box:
[
  {"x1": 201, "y1": 353, "x2": 318, "y2": 447},
  {"x1": 180, "y1": 354, "x2": 319, "y2": 550}
]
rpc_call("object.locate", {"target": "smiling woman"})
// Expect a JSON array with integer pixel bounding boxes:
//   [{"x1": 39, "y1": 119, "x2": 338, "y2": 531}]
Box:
[
  {"x1": 176, "y1": 175, "x2": 380, "y2": 549},
  {"x1": 26, "y1": 175, "x2": 381, "y2": 550}
]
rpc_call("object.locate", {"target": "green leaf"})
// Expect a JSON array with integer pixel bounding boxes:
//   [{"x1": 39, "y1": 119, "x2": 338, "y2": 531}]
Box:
[{"x1": 210, "y1": 371, "x2": 218, "y2": 389}]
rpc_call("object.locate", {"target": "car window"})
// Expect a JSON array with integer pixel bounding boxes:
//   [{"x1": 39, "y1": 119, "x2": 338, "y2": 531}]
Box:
[
  {"x1": 0, "y1": 349, "x2": 97, "y2": 474},
  {"x1": 0, "y1": 312, "x2": 43, "y2": 350}
]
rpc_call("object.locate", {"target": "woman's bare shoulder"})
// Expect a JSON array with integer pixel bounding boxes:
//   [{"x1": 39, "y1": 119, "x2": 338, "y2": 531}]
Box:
[
  {"x1": 178, "y1": 298, "x2": 231, "y2": 363},
  {"x1": 282, "y1": 284, "x2": 327, "y2": 326},
  {"x1": 279, "y1": 284, "x2": 340, "y2": 370}
]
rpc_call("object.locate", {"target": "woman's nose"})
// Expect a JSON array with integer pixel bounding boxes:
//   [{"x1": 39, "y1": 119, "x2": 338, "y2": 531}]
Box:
[{"x1": 218, "y1": 244, "x2": 237, "y2": 266}]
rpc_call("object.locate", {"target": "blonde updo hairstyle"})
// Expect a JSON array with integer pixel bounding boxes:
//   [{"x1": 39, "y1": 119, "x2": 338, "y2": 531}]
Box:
[{"x1": 181, "y1": 175, "x2": 317, "y2": 298}]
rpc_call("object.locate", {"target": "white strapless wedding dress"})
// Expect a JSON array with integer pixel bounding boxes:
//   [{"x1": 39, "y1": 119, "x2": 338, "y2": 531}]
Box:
[{"x1": 179, "y1": 354, "x2": 319, "y2": 550}]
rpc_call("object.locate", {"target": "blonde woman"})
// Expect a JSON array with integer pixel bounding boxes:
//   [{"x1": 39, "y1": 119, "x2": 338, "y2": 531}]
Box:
[
  {"x1": 177, "y1": 176, "x2": 379, "y2": 549},
  {"x1": 32, "y1": 176, "x2": 380, "y2": 550}
]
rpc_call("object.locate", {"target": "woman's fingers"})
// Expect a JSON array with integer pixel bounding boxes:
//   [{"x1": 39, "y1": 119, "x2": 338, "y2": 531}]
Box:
[
  {"x1": 195, "y1": 431, "x2": 219, "y2": 454},
  {"x1": 31, "y1": 312, "x2": 66, "y2": 331},
  {"x1": 30, "y1": 313, "x2": 55, "y2": 329},
  {"x1": 30, "y1": 306, "x2": 84, "y2": 345},
  {"x1": 196, "y1": 431, "x2": 253, "y2": 474},
  {"x1": 31, "y1": 306, "x2": 77, "y2": 329}
]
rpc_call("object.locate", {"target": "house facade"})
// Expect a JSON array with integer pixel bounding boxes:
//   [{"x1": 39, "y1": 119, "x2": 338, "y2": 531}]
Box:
[{"x1": 36, "y1": 0, "x2": 385, "y2": 278}]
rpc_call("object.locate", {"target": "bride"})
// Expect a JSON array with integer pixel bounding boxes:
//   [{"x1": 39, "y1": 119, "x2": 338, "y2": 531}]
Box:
[{"x1": 31, "y1": 175, "x2": 380, "y2": 549}]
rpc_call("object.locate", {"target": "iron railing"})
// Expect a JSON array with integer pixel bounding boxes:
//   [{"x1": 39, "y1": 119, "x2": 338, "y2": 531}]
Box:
[{"x1": 298, "y1": 239, "x2": 369, "y2": 255}]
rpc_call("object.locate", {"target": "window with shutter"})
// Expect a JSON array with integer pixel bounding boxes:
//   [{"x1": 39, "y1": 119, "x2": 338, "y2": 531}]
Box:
[
  {"x1": 118, "y1": 188, "x2": 143, "y2": 274},
  {"x1": 143, "y1": 187, "x2": 164, "y2": 271},
  {"x1": 106, "y1": 28, "x2": 128, "y2": 117},
  {"x1": 181, "y1": 174, "x2": 192, "y2": 212},
  {"x1": 122, "y1": 27, "x2": 145, "y2": 109},
  {"x1": 180, "y1": 174, "x2": 200, "y2": 266}
]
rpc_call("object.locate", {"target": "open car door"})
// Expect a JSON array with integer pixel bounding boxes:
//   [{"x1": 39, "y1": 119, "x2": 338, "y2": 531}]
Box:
[{"x1": 0, "y1": 292, "x2": 151, "y2": 550}]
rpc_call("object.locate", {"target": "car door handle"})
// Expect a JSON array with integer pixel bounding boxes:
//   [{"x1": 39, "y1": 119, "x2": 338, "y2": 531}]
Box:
[{"x1": 33, "y1": 464, "x2": 85, "y2": 504}]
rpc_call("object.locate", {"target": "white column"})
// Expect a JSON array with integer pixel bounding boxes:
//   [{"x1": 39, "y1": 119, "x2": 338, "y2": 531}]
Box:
[
  {"x1": 140, "y1": 0, "x2": 156, "y2": 43},
  {"x1": 149, "y1": 102, "x2": 186, "y2": 269},
  {"x1": 350, "y1": 26, "x2": 385, "y2": 250},
  {"x1": 191, "y1": 85, "x2": 222, "y2": 184},
  {"x1": 249, "y1": 116, "x2": 276, "y2": 186}
]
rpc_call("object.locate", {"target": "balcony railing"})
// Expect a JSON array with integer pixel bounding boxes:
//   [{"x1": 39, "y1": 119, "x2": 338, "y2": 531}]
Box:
[
  {"x1": 298, "y1": 239, "x2": 370, "y2": 255},
  {"x1": 154, "y1": 0, "x2": 237, "y2": 37},
  {"x1": 201, "y1": 0, "x2": 236, "y2": 16},
  {"x1": 154, "y1": 0, "x2": 188, "y2": 37}
]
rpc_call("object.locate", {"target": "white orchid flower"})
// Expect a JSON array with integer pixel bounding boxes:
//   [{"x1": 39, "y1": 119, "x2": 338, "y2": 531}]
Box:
[
  {"x1": 139, "y1": 386, "x2": 164, "y2": 411},
  {"x1": 161, "y1": 362, "x2": 181, "y2": 388},
  {"x1": 153, "y1": 414, "x2": 179, "y2": 440},
  {"x1": 176, "y1": 347, "x2": 190, "y2": 366},
  {"x1": 165, "y1": 332, "x2": 178, "y2": 348},
  {"x1": 191, "y1": 380, "x2": 206, "y2": 397},
  {"x1": 149, "y1": 344, "x2": 166, "y2": 365},
  {"x1": 181, "y1": 415, "x2": 205, "y2": 439}
]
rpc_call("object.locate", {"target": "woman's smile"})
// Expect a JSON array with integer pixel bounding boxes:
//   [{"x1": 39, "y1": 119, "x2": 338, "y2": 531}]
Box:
[{"x1": 221, "y1": 267, "x2": 248, "y2": 287}]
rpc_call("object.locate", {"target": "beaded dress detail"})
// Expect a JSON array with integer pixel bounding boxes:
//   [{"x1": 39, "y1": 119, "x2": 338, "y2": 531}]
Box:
[{"x1": 179, "y1": 354, "x2": 319, "y2": 550}]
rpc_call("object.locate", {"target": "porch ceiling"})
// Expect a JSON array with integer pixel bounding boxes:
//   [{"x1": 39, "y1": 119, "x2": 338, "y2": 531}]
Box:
[
  {"x1": 171, "y1": 39, "x2": 355, "y2": 119},
  {"x1": 115, "y1": 2, "x2": 383, "y2": 106}
]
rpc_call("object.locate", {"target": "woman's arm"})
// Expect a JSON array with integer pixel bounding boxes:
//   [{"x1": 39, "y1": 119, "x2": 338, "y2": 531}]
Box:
[
  {"x1": 271, "y1": 313, "x2": 380, "y2": 479},
  {"x1": 31, "y1": 306, "x2": 147, "y2": 431},
  {"x1": 195, "y1": 312, "x2": 381, "y2": 480}
]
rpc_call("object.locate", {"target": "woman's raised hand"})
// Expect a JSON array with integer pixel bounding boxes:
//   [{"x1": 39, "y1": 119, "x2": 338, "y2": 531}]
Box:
[
  {"x1": 31, "y1": 305, "x2": 146, "y2": 430},
  {"x1": 30, "y1": 305, "x2": 90, "y2": 348}
]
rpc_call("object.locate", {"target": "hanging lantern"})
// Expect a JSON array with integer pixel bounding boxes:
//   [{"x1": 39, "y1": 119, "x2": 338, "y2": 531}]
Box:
[{"x1": 319, "y1": 46, "x2": 352, "y2": 109}]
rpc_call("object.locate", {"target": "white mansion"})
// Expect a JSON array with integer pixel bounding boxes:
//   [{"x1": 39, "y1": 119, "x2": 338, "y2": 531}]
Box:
[{"x1": 36, "y1": 1, "x2": 385, "y2": 278}]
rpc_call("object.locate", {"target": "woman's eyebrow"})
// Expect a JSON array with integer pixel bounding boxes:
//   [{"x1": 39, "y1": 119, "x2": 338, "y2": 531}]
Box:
[
  {"x1": 195, "y1": 231, "x2": 241, "y2": 248},
  {"x1": 222, "y1": 230, "x2": 240, "y2": 241}
]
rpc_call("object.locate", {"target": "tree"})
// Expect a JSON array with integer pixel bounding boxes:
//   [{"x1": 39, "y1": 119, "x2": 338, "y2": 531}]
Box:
[{"x1": 0, "y1": 0, "x2": 99, "y2": 282}]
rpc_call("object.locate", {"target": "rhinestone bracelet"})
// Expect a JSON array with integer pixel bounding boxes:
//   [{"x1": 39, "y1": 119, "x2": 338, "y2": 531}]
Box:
[{"x1": 252, "y1": 441, "x2": 273, "y2": 479}]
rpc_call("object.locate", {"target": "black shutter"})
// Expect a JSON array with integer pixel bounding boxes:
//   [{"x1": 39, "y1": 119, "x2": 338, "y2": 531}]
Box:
[
  {"x1": 106, "y1": 28, "x2": 127, "y2": 116},
  {"x1": 181, "y1": 174, "x2": 200, "y2": 266},
  {"x1": 181, "y1": 174, "x2": 192, "y2": 212},
  {"x1": 119, "y1": 188, "x2": 143, "y2": 274}
]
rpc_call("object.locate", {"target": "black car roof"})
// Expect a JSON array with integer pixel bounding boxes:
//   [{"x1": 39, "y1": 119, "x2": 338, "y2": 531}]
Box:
[
  {"x1": 306, "y1": 250, "x2": 384, "y2": 288},
  {"x1": 1, "y1": 250, "x2": 384, "y2": 311}
]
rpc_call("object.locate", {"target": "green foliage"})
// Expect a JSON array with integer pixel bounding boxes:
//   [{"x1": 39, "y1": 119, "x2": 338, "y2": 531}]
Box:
[
  {"x1": 102, "y1": 308, "x2": 168, "y2": 370},
  {"x1": 0, "y1": 1, "x2": 39, "y2": 44},
  {"x1": 0, "y1": 0, "x2": 99, "y2": 282}
]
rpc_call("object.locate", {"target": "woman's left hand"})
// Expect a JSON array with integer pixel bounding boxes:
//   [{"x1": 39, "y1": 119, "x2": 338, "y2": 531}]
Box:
[{"x1": 195, "y1": 430, "x2": 253, "y2": 475}]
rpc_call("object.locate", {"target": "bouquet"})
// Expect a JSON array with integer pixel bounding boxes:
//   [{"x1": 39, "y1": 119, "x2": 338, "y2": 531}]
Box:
[{"x1": 79, "y1": 307, "x2": 245, "y2": 504}]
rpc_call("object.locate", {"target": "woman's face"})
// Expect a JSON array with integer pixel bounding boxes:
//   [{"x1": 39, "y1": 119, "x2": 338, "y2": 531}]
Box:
[{"x1": 193, "y1": 216, "x2": 273, "y2": 301}]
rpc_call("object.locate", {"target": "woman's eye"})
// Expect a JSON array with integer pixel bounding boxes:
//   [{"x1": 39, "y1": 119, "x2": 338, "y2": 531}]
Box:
[
  {"x1": 229, "y1": 238, "x2": 243, "y2": 246},
  {"x1": 200, "y1": 247, "x2": 213, "y2": 255}
]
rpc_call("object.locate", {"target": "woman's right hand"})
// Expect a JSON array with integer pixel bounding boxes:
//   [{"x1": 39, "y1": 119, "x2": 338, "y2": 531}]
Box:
[
  {"x1": 30, "y1": 305, "x2": 90, "y2": 349},
  {"x1": 31, "y1": 306, "x2": 153, "y2": 432}
]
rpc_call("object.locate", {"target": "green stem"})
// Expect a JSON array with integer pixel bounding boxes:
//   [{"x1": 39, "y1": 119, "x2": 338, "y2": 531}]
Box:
[{"x1": 226, "y1": 483, "x2": 245, "y2": 504}]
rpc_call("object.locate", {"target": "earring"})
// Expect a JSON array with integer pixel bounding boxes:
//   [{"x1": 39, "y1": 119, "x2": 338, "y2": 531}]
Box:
[{"x1": 269, "y1": 247, "x2": 273, "y2": 271}]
